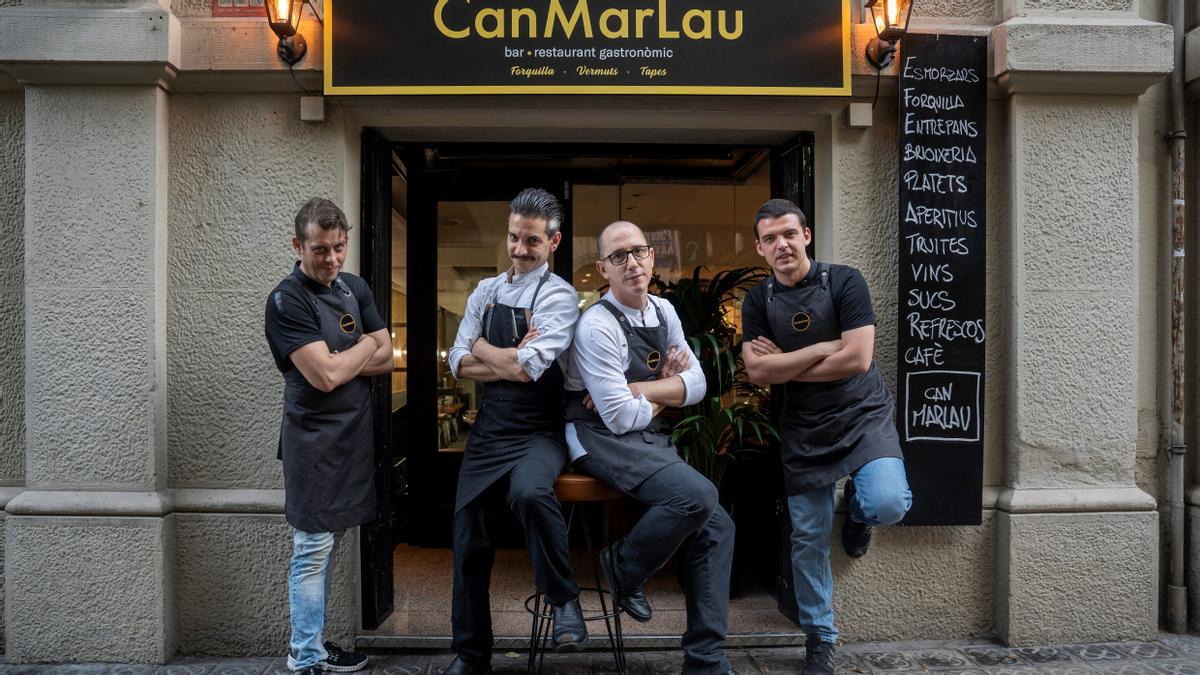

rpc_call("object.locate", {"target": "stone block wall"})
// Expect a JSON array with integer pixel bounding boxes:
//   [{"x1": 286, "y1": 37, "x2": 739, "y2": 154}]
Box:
[{"x1": 167, "y1": 93, "x2": 353, "y2": 654}]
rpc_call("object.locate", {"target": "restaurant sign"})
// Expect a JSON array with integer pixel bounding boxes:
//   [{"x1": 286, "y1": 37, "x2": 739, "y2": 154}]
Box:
[{"x1": 325, "y1": 0, "x2": 850, "y2": 95}]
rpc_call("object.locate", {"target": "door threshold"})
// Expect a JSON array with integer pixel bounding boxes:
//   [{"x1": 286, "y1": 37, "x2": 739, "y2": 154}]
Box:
[{"x1": 357, "y1": 632, "x2": 807, "y2": 651}]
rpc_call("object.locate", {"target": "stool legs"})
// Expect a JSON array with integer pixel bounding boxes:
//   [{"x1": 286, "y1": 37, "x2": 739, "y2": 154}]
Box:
[
  {"x1": 526, "y1": 501, "x2": 628, "y2": 674},
  {"x1": 582, "y1": 502, "x2": 626, "y2": 674}
]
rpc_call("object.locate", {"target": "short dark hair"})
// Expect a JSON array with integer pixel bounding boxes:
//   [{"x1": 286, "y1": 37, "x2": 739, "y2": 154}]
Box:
[
  {"x1": 294, "y1": 197, "x2": 351, "y2": 242},
  {"x1": 753, "y1": 198, "x2": 807, "y2": 239},
  {"x1": 509, "y1": 188, "x2": 563, "y2": 236}
]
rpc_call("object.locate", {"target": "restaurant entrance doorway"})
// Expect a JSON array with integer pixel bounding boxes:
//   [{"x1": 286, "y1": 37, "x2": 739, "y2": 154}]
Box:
[{"x1": 357, "y1": 136, "x2": 815, "y2": 645}]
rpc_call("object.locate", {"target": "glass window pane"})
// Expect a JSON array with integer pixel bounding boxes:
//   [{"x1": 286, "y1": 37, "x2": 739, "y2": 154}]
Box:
[{"x1": 571, "y1": 159, "x2": 770, "y2": 331}]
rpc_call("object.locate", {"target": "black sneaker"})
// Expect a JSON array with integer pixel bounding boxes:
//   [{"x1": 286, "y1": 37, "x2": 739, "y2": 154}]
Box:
[
  {"x1": 802, "y1": 637, "x2": 835, "y2": 675},
  {"x1": 841, "y1": 479, "x2": 872, "y2": 558},
  {"x1": 319, "y1": 641, "x2": 369, "y2": 672}
]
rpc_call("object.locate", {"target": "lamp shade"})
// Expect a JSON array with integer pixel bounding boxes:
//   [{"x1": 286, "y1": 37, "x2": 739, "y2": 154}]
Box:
[
  {"x1": 865, "y1": 0, "x2": 913, "y2": 42},
  {"x1": 264, "y1": 0, "x2": 302, "y2": 38}
]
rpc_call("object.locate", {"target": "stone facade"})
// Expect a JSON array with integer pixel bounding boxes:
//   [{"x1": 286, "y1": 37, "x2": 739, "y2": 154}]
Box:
[{"x1": 0, "y1": 0, "x2": 1186, "y2": 663}]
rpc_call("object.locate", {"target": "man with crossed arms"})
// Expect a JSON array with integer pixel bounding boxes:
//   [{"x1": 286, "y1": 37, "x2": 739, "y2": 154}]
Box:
[
  {"x1": 742, "y1": 199, "x2": 912, "y2": 675},
  {"x1": 564, "y1": 220, "x2": 737, "y2": 675}
]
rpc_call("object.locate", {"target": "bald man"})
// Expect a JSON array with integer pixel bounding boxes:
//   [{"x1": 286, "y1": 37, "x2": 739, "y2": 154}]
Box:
[{"x1": 563, "y1": 221, "x2": 736, "y2": 675}]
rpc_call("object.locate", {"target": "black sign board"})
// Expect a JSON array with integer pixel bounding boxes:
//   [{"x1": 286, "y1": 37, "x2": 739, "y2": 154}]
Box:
[
  {"x1": 324, "y1": 0, "x2": 849, "y2": 95},
  {"x1": 895, "y1": 34, "x2": 987, "y2": 526}
]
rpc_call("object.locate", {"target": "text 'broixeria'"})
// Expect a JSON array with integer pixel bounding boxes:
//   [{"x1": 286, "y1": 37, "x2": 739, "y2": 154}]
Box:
[{"x1": 434, "y1": 0, "x2": 745, "y2": 40}]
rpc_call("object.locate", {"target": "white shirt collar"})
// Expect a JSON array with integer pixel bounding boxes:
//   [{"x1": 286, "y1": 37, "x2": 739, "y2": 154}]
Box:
[
  {"x1": 602, "y1": 290, "x2": 654, "y2": 318},
  {"x1": 507, "y1": 262, "x2": 549, "y2": 285}
]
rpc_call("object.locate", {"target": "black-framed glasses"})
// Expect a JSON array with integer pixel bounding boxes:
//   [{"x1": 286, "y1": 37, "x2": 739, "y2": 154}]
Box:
[{"x1": 599, "y1": 245, "x2": 651, "y2": 267}]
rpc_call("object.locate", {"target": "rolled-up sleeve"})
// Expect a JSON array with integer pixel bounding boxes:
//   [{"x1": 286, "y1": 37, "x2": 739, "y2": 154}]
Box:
[
  {"x1": 516, "y1": 283, "x2": 579, "y2": 382},
  {"x1": 448, "y1": 279, "x2": 492, "y2": 379},
  {"x1": 662, "y1": 300, "x2": 707, "y2": 406},
  {"x1": 574, "y1": 312, "x2": 653, "y2": 434}
]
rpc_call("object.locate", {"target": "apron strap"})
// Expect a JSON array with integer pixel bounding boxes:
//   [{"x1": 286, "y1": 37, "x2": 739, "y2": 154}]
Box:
[
  {"x1": 279, "y1": 275, "x2": 321, "y2": 325},
  {"x1": 529, "y1": 268, "x2": 554, "y2": 309},
  {"x1": 596, "y1": 296, "x2": 668, "y2": 337},
  {"x1": 768, "y1": 263, "x2": 829, "y2": 301},
  {"x1": 597, "y1": 299, "x2": 635, "y2": 337}
]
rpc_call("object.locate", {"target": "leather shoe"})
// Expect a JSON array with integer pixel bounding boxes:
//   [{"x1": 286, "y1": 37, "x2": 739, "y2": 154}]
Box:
[
  {"x1": 551, "y1": 597, "x2": 588, "y2": 652},
  {"x1": 841, "y1": 479, "x2": 872, "y2": 558},
  {"x1": 442, "y1": 655, "x2": 492, "y2": 674},
  {"x1": 599, "y1": 543, "x2": 652, "y2": 623}
]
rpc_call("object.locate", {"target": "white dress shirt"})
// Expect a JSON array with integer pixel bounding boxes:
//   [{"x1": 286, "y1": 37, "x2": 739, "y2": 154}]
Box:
[
  {"x1": 565, "y1": 291, "x2": 706, "y2": 460},
  {"x1": 448, "y1": 263, "x2": 579, "y2": 382}
]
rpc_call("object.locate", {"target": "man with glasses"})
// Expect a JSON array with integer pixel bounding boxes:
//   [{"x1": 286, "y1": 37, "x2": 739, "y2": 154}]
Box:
[
  {"x1": 741, "y1": 199, "x2": 912, "y2": 675},
  {"x1": 444, "y1": 188, "x2": 585, "y2": 675},
  {"x1": 565, "y1": 220, "x2": 737, "y2": 675}
]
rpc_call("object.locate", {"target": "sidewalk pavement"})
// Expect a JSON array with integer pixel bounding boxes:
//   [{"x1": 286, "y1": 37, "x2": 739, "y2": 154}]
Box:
[{"x1": 1, "y1": 634, "x2": 1198, "y2": 674}]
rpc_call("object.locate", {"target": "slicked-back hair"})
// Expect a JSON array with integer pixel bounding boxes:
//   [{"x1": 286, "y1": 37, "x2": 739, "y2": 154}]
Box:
[
  {"x1": 753, "y1": 198, "x2": 807, "y2": 239},
  {"x1": 509, "y1": 188, "x2": 564, "y2": 236},
  {"x1": 294, "y1": 197, "x2": 351, "y2": 242}
]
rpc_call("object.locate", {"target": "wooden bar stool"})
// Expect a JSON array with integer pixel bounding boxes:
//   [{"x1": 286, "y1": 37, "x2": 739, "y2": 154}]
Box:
[{"x1": 525, "y1": 470, "x2": 628, "y2": 674}]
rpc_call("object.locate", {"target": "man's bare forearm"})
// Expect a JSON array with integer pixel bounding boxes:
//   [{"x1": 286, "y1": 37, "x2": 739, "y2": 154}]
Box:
[
  {"x1": 745, "y1": 342, "x2": 838, "y2": 385},
  {"x1": 793, "y1": 347, "x2": 870, "y2": 382},
  {"x1": 456, "y1": 355, "x2": 505, "y2": 382},
  {"x1": 631, "y1": 376, "x2": 687, "y2": 407},
  {"x1": 472, "y1": 339, "x2": 530, "y2": 382}
]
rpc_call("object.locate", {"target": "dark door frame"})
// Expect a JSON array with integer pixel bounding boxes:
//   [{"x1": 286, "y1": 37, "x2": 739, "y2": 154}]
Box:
[{"x1": 358, "y1": 134, "x2": 815, "y2": 631}]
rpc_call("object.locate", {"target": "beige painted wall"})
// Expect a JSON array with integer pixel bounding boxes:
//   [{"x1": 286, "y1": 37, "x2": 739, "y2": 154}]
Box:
[{"x1": 167, "y1": 93, "x2": 346, "y2": 489}]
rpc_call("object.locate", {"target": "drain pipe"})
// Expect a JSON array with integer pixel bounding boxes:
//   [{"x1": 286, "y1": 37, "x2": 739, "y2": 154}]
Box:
[{"x1": 1166, "y1": 0, "x2": 1189, "y2": 635}]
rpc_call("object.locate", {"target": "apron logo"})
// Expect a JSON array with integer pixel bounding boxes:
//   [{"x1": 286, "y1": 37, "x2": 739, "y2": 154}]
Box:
[
  {"x1": 646, "y1": 350, "x2": 662, "y2": 371},
  {"x1": 339, "y1": 313, "x2": 357, "y2": 334},
  {"x1": 791, "y1": 311, "x2": 812, "y2": 333}
]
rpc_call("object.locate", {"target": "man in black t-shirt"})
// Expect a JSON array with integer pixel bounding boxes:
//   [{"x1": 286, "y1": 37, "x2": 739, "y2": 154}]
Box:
[
  {"x1": 264, "y1": 198, "x2": 392, "y2": 675},
  {"x1": 741, "y1": 199, "x2": 912, "y2": 675}
]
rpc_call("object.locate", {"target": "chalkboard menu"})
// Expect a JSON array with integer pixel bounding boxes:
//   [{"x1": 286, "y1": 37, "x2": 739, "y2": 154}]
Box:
[{"x1": 895, "y1": 34, "x2": 986, "y2": 526}]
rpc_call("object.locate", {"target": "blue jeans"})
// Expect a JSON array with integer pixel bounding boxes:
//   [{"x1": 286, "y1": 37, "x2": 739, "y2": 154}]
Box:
[
  {"x1": 787, "y1": 457, "x2": 912, "y2": 643},
  {"x1": 289, "y1": 529, "x2": 341, "y2": 670}
]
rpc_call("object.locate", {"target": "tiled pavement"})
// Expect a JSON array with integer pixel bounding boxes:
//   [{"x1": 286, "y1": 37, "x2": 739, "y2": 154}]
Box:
[{"x1": 2, "y1": 634, "x2": 1199, "y2": 674}]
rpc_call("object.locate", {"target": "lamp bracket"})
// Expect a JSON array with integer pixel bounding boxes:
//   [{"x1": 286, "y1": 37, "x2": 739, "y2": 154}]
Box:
[
  {"x1": 866, "y1": 38, "x2": 896, "y2": 70},
  {"x1": 278, "y1": 34, "x2": 308, "y2": 67}
]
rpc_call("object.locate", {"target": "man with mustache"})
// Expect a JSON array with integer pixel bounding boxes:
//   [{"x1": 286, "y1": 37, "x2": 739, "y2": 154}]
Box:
[
  {"x1": 264, "y1": 198, "x2": 391, "y2": 673},
  {"x1": 565, "y1": 220, "x2": 737, "y2": 675},
  {"x1": 444, "y1": 188, "x2": 584, "y2": 675},
  {"x1": 741, "y1": 199, "x2": 912, "y2": 675}
]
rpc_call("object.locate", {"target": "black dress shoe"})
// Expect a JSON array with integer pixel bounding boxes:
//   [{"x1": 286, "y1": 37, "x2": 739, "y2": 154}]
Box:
[
  {"x1": 841, "y1": 479, "x2": 872, "y2": 558},
  {"x1": 551, "y1": 597, "x2": 588, "y2": 652},
  {"x1": 442, "y1": 655, "x2": 492, "y2": 674},
  {"x1": 599, "y1": 543, "x2": 652, "y2": 623}
]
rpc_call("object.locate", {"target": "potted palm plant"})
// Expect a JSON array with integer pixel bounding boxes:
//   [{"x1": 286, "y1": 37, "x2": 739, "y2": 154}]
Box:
[{"x1": 649, "y1": 266, "x2": 777, "y2": 490}]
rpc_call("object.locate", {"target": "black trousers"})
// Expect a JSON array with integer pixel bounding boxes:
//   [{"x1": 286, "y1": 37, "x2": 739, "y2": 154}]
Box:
[
  {"x1": 451, "y1": 440, "x2": 579, "y2": 664},
  {"x1": 574, "y1": 455, "x2": 735, "y2": 675}
]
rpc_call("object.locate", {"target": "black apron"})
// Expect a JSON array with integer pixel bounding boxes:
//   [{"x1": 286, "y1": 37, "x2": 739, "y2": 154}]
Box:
[
  {"x1": 278, "y1": 275, "x2": 377, "y2": 533},
  {"x1": 455, "y1": 270, "x2": 567, "y2": 511},
  {"x1": 565, "y1": 298, "x2": 683, "y2": 493},
  {"x1": 766, "y1": 264, "x2": 902, "y2": 493}
]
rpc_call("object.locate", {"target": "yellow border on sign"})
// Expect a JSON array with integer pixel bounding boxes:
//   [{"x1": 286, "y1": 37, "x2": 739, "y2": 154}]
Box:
[{"x1": 324, "y1": 0, "x2": 851, "y2": 97}]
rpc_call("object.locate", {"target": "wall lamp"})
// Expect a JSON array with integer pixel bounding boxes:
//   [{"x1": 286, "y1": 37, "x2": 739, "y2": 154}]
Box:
[
  {"x1": 265, "y1": 0, "x2": 324, "y2": 67},
  {"x1": 864, "y1": 0, "x2": 914, "y2": 70}
]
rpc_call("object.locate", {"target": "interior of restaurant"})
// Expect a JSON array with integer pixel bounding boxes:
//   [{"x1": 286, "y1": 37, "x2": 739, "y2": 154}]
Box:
[{"x1": 366, "y1": 142, "x2": 813, "y2": 641}]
